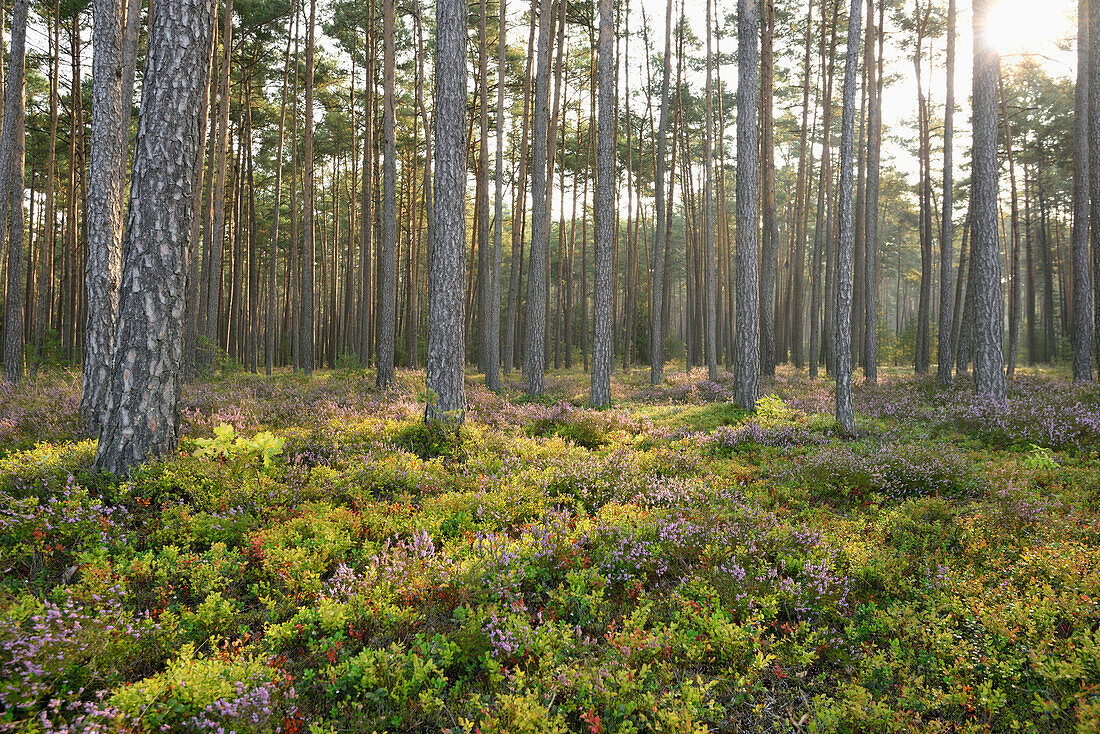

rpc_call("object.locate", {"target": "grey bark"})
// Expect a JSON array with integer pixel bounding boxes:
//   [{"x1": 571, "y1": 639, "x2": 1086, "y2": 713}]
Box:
[
  {"x1": 489, "y1": 0, "x2": 505, "y2": 391},
  {"x1": 759, "y1": 0, "x2": 778, "y2": 377},
  {"x1": 202, "y1": 0, "x2": 232, "y2": 359},
  {"x1": 938, "y1": 0, "x2": 956, "y2": 385},
  {"x1": 523, "y1": 0, "x2": 554, "y2": 395},
  {"x1": 301, "y1": 0, "x2": 316, "y2": 374},
  {"x1": 267, "y1": 15, "x2": 292, "y2": 375},
  {"x1": 477, "y1": 0, "x2": 491, "y2": 380},
  {"x1": 971, "y1": 0, "x2": 1008, "y2": 400},
  {"x1": 503, "y1": 4, "x2": 536, "y2": 375},
  {"x1": 95, "y1": 0, "x2": 215, "y2": 474},
  {"x1": 733, "y1": 0, "x2": 759, "y2": 410},
  {"x1": 377, "y1": 0, "x2": 396, "y2": 388},
  {"x1": 1, "y1": 0, "x2": 27, "y2": 384},
  {"x1": 120, "y1": 0, "x2": 141, "y2": 125},
  {"x1": 650, "y1": 0, "x2": 673, "y2": 386},
  {"x1": 590, "y1": 0, "x2": 614, "y2": 407},
  {"x1": 1075, "y1": 0, "x2": 1094, "y2": 381},
  {"x1": 703, "y1": 0, "x2": 718, "y2": 381},
  {"x1": 83, "y1": 0, "x2": 127, "y2": 430},
  {"x1": 864, "y1": 0, "x2": 883, "y2": 382},
  {"x1": 835, "y1": 0, "x2": 861, "y2": 434},
  {"x1": 425, "y1": 0, "x2": 467, "y2": 423}
]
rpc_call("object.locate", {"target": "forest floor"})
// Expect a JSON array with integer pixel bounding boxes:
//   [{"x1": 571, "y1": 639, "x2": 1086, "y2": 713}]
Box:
[{"x1": 1, "y1": 363, "x2": 1099, "y2": 733}]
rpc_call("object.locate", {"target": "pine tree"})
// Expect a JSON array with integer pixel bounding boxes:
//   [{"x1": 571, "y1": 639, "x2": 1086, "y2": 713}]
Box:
[
  {"x1": 95, "y1": 0, "x2": 215, "y2": 474},
  {"x1": 733, "y1": 0, "x2": 759, "y2": 410}
]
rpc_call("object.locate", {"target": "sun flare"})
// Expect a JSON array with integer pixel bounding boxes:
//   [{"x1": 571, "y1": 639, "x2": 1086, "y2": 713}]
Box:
[{"x1": 987, "y1": 0, "x2": 1075, "y2": 59}]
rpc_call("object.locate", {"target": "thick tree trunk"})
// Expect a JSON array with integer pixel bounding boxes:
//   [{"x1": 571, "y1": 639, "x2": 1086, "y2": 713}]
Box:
[
  {"x1": 864, "y1": 0, "x2": 883, "y2": 382},
  {"x1": 759, "y1": 0, "x2": 778, "y2": 377},
  {"x1": 590, "y1": 0, "x2": 614, "y2": 407},
  {"x1": 1, "y1": 0, "x2": 28, "y2": 383},
  {"x1": 377, "y1": 0, "x2": 397, "y2": 388},
  {"x1": 524, "y1": 0, "x2": 554, "y2": 395},
  {"x1": 971, "y1": 0, "x2": 1007, "y2": 400},
  {"x1": 95, "y1": 0, "x2": 215, "y2": 474},
  {"x1": 835, "y1": 0, "x2": 861, "y2": 434},
  {"x1": 426, "y1": 0, "x2": 467, "y2": 423},
  {"x1": 733, "y1": 0, "x2": 759, "y2": 409},
  {"x1": 83, "y1": 0, "x2": 127, "y2": 429}
]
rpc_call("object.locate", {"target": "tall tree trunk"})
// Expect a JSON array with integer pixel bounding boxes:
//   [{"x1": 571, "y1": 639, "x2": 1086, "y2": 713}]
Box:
[
  {"x1": 524, "y1": 0, "x2": 554, "y2": 395},
  {"x1": 1001, "y1": 75, "x2": 1023, "y2": 377},
  {"x1": 591, "y1": 0, "x2": 614, "y2": 407},
  {"x1": 488, "y1": 0, "x2": 506, "y2": 390},
  {"x1": 1075, "y1": 0, "x2": 1093, "y2": 383},
  {"x1": 301, "y1": 0, "x2": 316, "y2": 374},
  {"x1": 95, "y1": 0, "x2": 215, "y2": 474},
  {"x1": 267, "y1": 14, "x2": 292, "y2": 374},
  {"x1": 477, "y1": 0, "x2": 490, "y2": 378},
  {"x1": 1, "y1": 0, "x2": 27, "y2": 383},
  {"x1": 425, "y1": 0, "x2": 467, "y2": 423},
  {"x1": 835, "y1": 0, "x2": 862, "y2": 433},
  {"x1": 503, "y1": 2, "x2": 537, "y2": 375},
  {"x1": 759, "y1": 0, "x2": 778, "y2": 377},
  {"x1": 971, "y1": 0, "x2": 1007, "y2": 400},
  {"x1": 733, "y1": 0, "x2": 759, "y2": 409},
  {"x1": 791, "y1": 1, "x2": 814, "y2": 370},
  {"x1": 650, "y1": 0, "x2": 673, "y2": 385},
  {"x1": 864, "y1": 0, "x2": 883, "y2": 381},
  {"x1": 203, "y1": 0, "x2": 232, "y2": 366},
  {"x1": 938, "y1": 0, "x2": 956, "y2": 384},
  {"x1": 702, "y1": 0, "x2": 717, "y2": 380},
  {"x1": 34, "y1": 5, "x2": 59, "y2": 369},
  {"x1": 377, "y1": 0, "x2": 397, "y2": 387},
  {"x1": 83, "y1": 0, "x2": 127, "y2": 428}
]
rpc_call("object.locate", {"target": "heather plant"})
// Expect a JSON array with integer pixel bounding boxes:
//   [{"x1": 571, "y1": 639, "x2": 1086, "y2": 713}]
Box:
[
  {"x1": 796, "y1": 441, "x2": 976, "y2": 503},
  {"x1": 2, "y1": 367, "x2": 1099, "y2": 733}
]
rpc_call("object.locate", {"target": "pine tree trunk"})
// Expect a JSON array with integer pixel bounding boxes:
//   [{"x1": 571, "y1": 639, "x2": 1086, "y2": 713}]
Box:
[
  {"x1": 203, "y1": 0, "x2": 233, "y2": 364},
  {"x1": 95, "y1": 0, "x2": 215, "y2": 474},
  {"x1": 503, "y1": 3, "x2": 536, "y2": 376},
  {"x1": 759, "y1": 0, "x2": 778, "y2": 377},
  {"x1": 835, "y1": 0, "x2": 862, "y2": 434},
  {"x1": 301, "y1": 0, "x2": 316, "y2": 374},
  {"x1": 1, "y1": 0, "x2": 28, "y2": 384},
  {"x1": 864, "y1": 0, "x2": 883, "y2": 381},
  {"x1": 1074, "y1": 0, "x2": 1093, "y2": 383},
  {"x1": 1001, "y1": 76, "x2": 1023, "y2": 377},
  {"x1": 83, "y1": 0, "x2": 127, "y2": 428},
  {"x1": 377, "y1": 0, "x2": 397, "y2": 387},
  {"x1": 938, "y1": 0, "x2": 956, "y2": 384},
  {"x1": 590, "y1": 0, "x2": 614, "y2": 407},
  {"x1": 971, "y1": 0, "x2": 1007, "y2": 400},
  {"x1": 524, "y1": 0, "x2": 554, "y2": 395},
  {"x1": 488, "y1": 0, "x2": 505, "y2": 390},
  {"x1": 650, "y1": 0, "x2": 673, "y2": 385},
  {"x1": 733, "y1": 0, "x2": 759, "y2": 409},
  {"x1": 790, "y1": 2, "x2": 814, "y2": 370},
  {"x1": 426, "y1": 0, "x2": 467, "y2": 423}
]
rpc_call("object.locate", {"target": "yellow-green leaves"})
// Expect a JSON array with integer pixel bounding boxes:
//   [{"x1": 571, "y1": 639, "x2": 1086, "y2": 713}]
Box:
[{"x1": 193, "y1": 423, "x2": 285, "y2": 471}]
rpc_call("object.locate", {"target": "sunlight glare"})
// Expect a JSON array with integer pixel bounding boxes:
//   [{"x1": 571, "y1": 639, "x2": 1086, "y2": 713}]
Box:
[{"x1": 987, "y1": 0, "x2": 1074, "y2": 59}]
